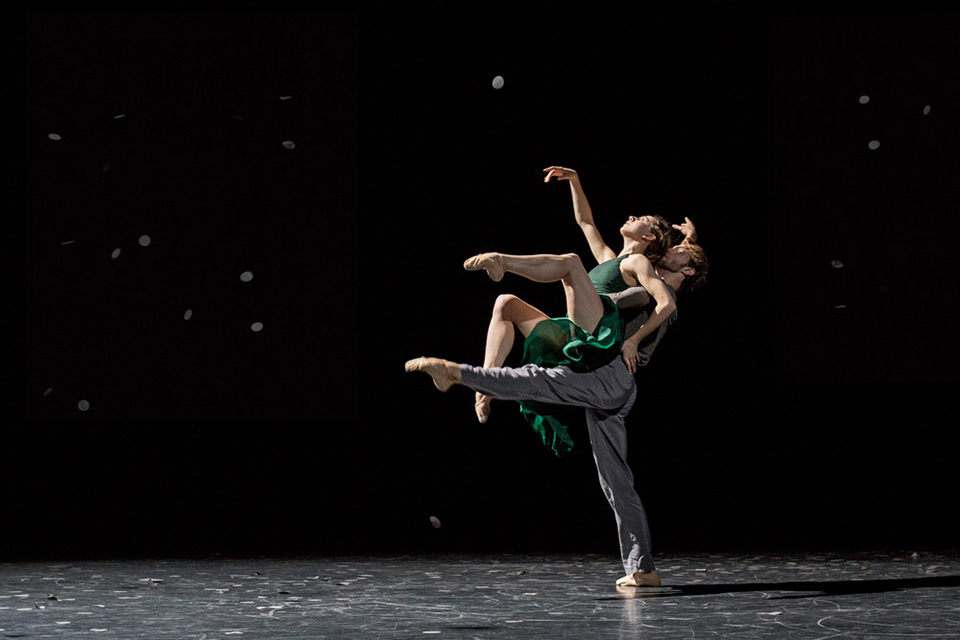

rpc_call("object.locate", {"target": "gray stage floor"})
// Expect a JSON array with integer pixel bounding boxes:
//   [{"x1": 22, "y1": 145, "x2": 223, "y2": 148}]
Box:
[{"x1": 2, "y1": 552, "x2": 958, "y2": 639}]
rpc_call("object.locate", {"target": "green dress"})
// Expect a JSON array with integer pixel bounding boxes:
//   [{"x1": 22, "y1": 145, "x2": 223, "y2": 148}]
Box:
[{"x1": 517, "y1": 255, "x2": 633, "y2": 455}]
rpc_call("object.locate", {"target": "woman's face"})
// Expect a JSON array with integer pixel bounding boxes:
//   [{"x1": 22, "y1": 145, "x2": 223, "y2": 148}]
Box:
[{"x1": 620, "y1": 215, "x2": 656, "y2": 240}]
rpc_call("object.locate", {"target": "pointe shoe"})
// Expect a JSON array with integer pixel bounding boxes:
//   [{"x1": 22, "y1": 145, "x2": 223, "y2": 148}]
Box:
[
  {"x1": 615, "y1": 570, "x2": 662, "y2": 588},
  {"x1": 463, "y1": 253, "x2": 505, "y2": 282},
  {"x1": 404, "y1": 357, "x2": 460, "y2": 392},
  {"x1": 475, "y1": 394, "x2": 491, "y2": 424}
]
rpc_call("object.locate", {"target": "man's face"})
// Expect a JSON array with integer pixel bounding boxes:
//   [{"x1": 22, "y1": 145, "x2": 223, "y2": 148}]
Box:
[{"x1": 659, "y1": 245, "x2": 692, "y2": 273}]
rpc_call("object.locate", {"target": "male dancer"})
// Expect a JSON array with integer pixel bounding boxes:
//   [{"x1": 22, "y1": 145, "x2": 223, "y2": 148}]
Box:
[
  {"x1": 407, "y1": 166, "x2": 708, "y2": 587},
  {"x1": 406, "y1": 242, "x2": 707, "y2": 588}
]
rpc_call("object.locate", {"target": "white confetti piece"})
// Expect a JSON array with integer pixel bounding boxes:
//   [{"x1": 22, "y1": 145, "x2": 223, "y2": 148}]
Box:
[
  {"x1": 48, "y1": 133, "x2": 62, "y2": 141},
  {"x1": 282, "y1": 141, "x2": 296, "y2": 149},
  {"x1": 78, "y1": 400, "x2": 90, "y2": 412},
  {"x1": 923, "y1": 105, "x2": 931, "y2": 115},
  {"x1": 492, "y1": 75, "x2": 504, "y2": 89},
  {"x1": 279, "y1": 96, "x2": 293, "y2": 101},
  {"x1": 184, "y1": 309, "x2": 193, "y2": 321},
  {"x1": 831, "y1": 260, "x2": 844, "y2": 269},
  {"x1": 858, "y1": 95, "x2": 870, "y2": 104},
  {"x1": 240, "y1": 271, "x2": 254, "y2": 282},
  {"x1": 43, "y1": 388, "x2": 53, "y2": 397},
  {"x1": 251, "y1": 322, "x2": 264, "y2": 332},
  {"x1": 114, "y1": 114, "x2": 126, "y2": 119},
  {"x1": 430, "y1": 516, "x2": 441, "y2": 528},
  {"x1": 111, "y1": 248, "x2": 121, "y2": 259},
  {"x1": 868, "y1": 140, "x2": 881, "y2": 150},
  {"x1": 61, "y1": 240, "x2": 76, "y2": 245},
  {"x1": 139, "y1": 235, "x2": 152, "y2": 247}
]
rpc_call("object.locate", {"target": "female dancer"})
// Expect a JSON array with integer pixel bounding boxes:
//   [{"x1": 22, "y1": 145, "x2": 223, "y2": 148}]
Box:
[
  {"x1": 411, "y1": 166, "x2": 687, "y2": 453},
  {"x1": 466, "y1": 167, "x2": 695, "y2": 449}
]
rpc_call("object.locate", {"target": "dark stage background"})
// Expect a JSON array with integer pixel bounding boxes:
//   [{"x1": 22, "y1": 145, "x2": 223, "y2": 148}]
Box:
[{"x1": 16, "y1": 12, "x2": 959, "y2": 562}]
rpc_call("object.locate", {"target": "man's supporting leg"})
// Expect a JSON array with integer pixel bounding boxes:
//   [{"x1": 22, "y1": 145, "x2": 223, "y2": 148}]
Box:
[{"x1": 585, "y1": 392, "x2": 661, "y2": 586}]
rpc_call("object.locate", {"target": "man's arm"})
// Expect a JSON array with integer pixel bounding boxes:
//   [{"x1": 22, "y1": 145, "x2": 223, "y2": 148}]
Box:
[
  {"x1": 673, "y1": 216, "x2": 697, "y2": 246},
  {"x1": 606, "y1": 287, "x2": 652, "y2": 312},
  {"x1": 544, "y1": 166, "x2": 617, "y2": 264}
]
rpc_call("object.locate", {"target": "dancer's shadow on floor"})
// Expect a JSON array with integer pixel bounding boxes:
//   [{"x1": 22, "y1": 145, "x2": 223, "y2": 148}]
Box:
[{"x1": 605, "y1": 575, "x2": 960, "y2": 600}]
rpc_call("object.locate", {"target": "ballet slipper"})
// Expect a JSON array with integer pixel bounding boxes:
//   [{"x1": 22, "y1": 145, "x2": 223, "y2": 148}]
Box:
[
  {"x1": 404, "y1": 357, "x2": 460, "y2": 392},
  {"x1": 475, "y1": 393, "x2": 492, "y2": 424},
  {"x1": 615, "y1": 570, "x2": 662, "y2": 588},
  {"x1": 463, "y1": 253, "x2": 505, "y2": 282}
]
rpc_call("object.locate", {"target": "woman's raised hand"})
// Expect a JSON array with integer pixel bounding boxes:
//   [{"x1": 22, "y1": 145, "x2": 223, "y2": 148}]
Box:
[{"x1": 543, "y1": 166, "x2": 578, "y2": 183}]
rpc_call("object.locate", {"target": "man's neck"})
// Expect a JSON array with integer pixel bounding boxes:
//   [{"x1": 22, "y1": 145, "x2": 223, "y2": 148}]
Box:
[{"x1": 657, "y1": 268, "x2": 683, "y2": 291}]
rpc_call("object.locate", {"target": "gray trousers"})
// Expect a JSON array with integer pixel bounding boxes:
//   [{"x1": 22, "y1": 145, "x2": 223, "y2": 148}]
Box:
[{"x1": 460, "y1": 358, "x2": 655, "y2": 575}]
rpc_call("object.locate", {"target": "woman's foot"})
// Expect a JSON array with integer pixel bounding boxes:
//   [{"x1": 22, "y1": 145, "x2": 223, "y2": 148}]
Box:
[
  {"x1": 475, "y1": 393, "x2": 492, "y2": 423},
  {"x1": 463, "y1": 253, "x2": 505, "y2": 282},
  {"x1": 404, "y1": 357, "x2": 461, "y2": 392}
]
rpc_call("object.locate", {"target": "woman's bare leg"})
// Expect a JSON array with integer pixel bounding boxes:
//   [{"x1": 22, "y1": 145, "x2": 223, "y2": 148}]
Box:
[
  {"x1": 483, "y1": 294, "x2": 550, "y2": 368},
  {"x1": 465, "y1": 252, "x2": 604, "y2": 334},
  {"x1": 476, "y1": 294, "x2": 549, "y2": 423}
]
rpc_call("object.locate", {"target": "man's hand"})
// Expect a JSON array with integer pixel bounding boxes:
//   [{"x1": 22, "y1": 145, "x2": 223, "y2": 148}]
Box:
[
  {"x1": 672, "y1": 216, "x2": 697, "y2": 244},
  {"x1": 543, "y1": 166, "x2": 578, "y2": 183}
]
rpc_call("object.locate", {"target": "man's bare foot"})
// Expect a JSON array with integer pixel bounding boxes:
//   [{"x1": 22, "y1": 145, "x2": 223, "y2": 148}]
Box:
[
  {"x1": 463, "y1": 253, "x2": 505, "y2": 282},
  {"x1": 475, "y1": 393, "x2": 491, "y2": 423},
  {"x1": 404, "y1": 357, "x2": 461, "y2": 392},
  {"x1": 615, "y1": 570, "x2": 661, "y2": 588}
]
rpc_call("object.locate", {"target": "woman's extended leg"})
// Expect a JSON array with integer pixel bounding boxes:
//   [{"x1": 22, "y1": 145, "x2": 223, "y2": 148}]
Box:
[
  {"x1": 465, "y1": 252, "x2": 605, "y2": 335},
  {"x1": 476, "y1": 294, "x2": 549, "y2": 423}
]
